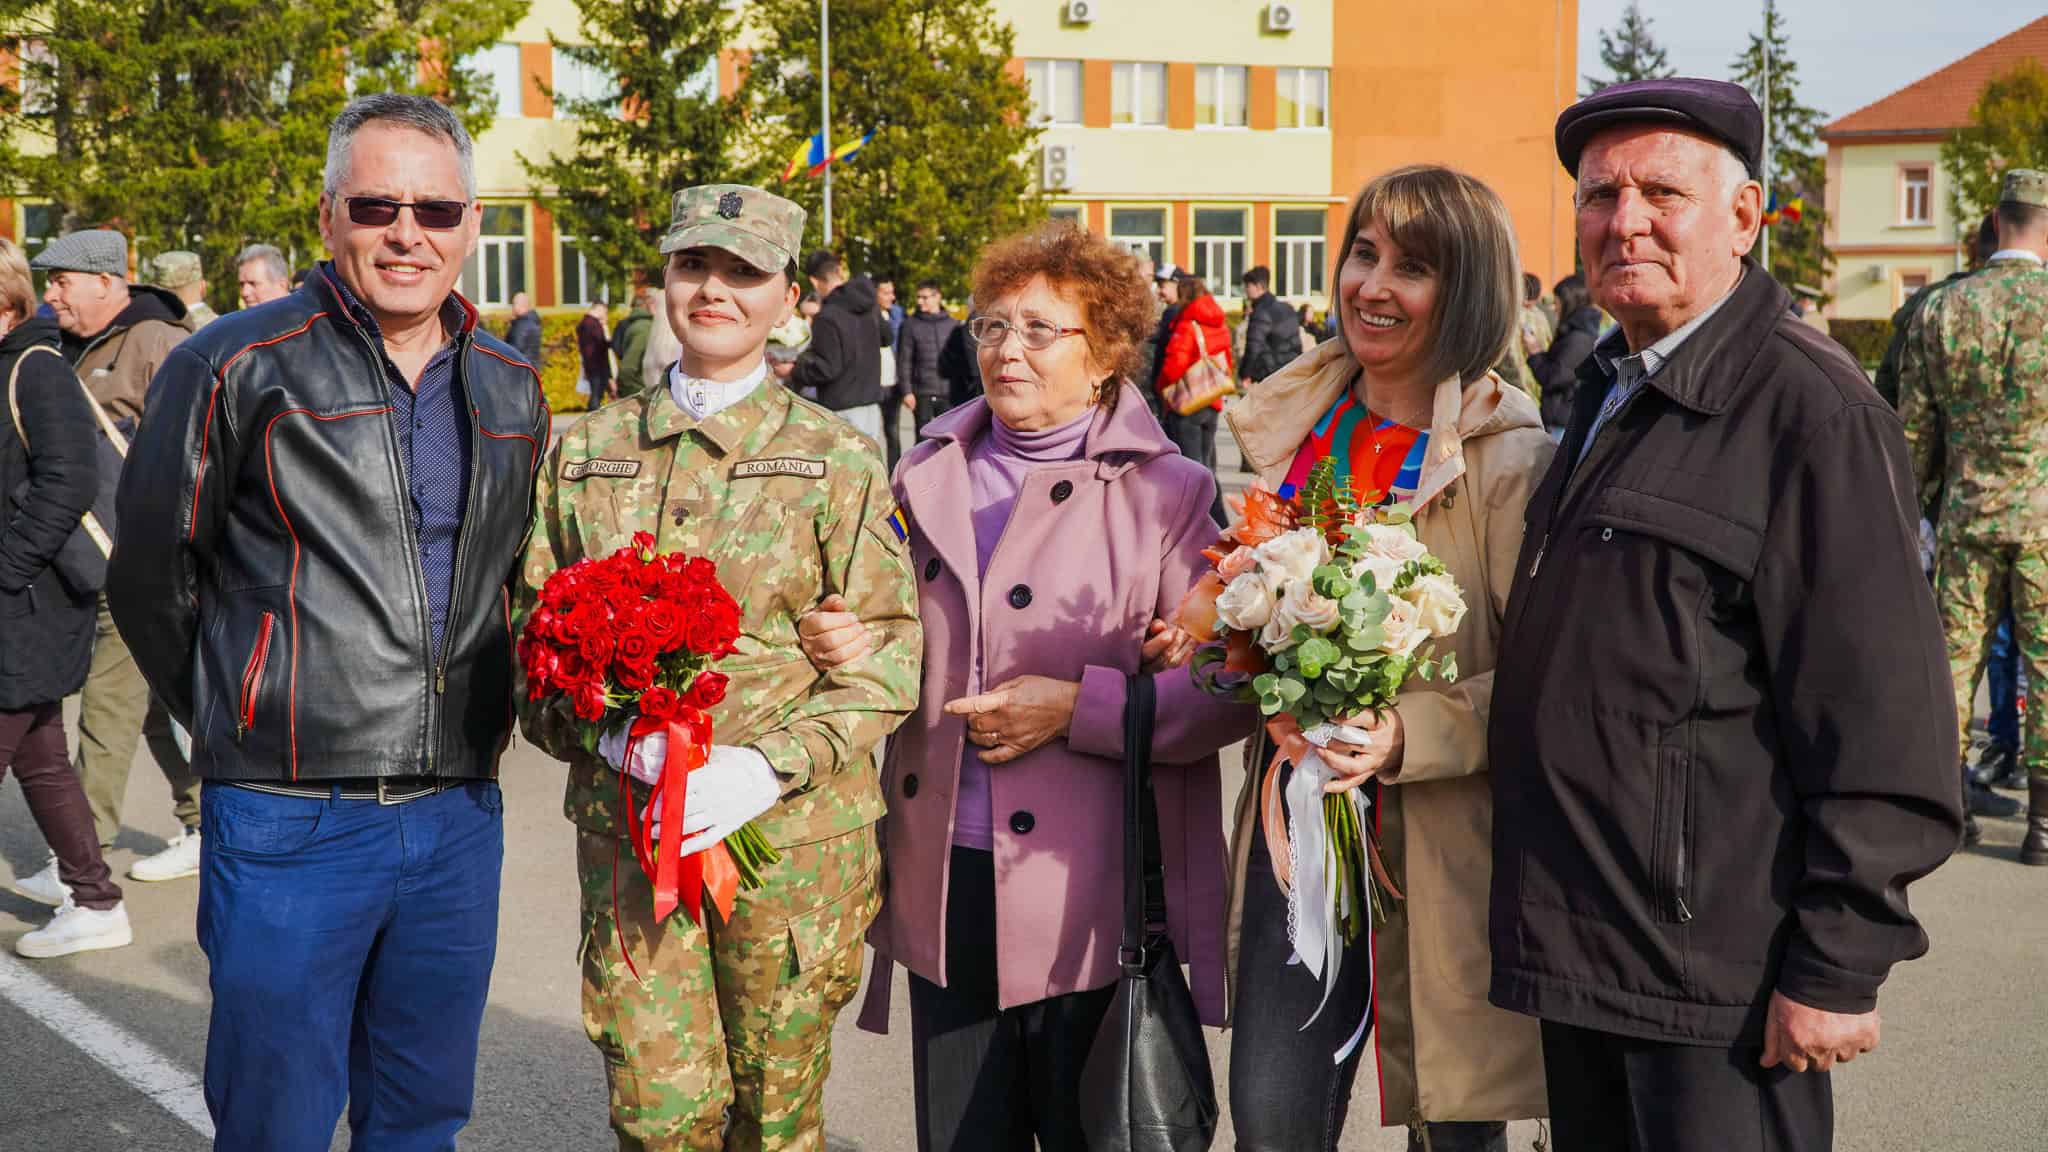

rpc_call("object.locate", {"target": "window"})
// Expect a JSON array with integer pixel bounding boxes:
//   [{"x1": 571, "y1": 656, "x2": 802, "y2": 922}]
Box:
[
  {"x1": 1111, "y1": 62, "x2": 1167, "y2": 127},
  {"x1": 558, "y1": 236, "x2": 623, "y2": 307},
  {"x1": 20, "y1": 203, "x2": 57, "y2": 293},
  {"x1": 1901, "y1": 166, "x2": 1932, "y2": 225},
  {"x1": 1192, "y1": 208, "x2": 1248, "y2": 299},
  {"x1": 1195, "y1": 65, "x2": 1248, "y2": 128},
  {"x1": 1275, "y1": 67, "x2": 1329, "y2": 129},
  {"x1": 553, "y1": 48, "x2": 616, "y2": 117},
  {"x1": 466, "y1": 42, "x2": 523, "y2": 121},
  {"x1": 1899, "y1": 271, "x2": 1930, "y2": 304},
  {"x1": 1048, "y1": 205, "x2": 1084, "y2": 227},
  {"x1": 461, "y1": 205, "x2": 527, "y2": 308},
  {"x1": 682, "y1": 52, "x2": 719, "y2": 101},
  {"x1": 1025, "y1": 59, "x2": 1082, "y2": 125},
  {"x1": 18, "y1": 39, "x2": 56, "y2": 116},
  {"x1": 1274, "y1": 208, "x2": 1328, "y2": 298},
  {"x1": 1109, "y1": 207, "x2": 1167, "y2": 265}
]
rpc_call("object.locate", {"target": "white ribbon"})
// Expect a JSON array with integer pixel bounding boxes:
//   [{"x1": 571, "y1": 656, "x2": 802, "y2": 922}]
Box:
[{"x1": 1284, "y1": 722, "x2": 1377, "y2": 1047}]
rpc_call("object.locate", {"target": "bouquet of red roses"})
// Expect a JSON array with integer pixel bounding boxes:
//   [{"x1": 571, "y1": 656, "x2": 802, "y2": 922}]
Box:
[{"x1": 519, "y1": 531, "x2": 778, "y2": 927}]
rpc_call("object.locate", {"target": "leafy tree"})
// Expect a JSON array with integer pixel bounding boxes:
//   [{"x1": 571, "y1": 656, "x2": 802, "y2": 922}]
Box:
[
  {"x1": 1583, "y1": 1, "x2": 1673, "y2": 96},
  {"x1": 1941, "y1": 59, "x2": 2048, "y2": 226},
  {"x1": 0, "y1": 0, "x2": 525, "y2": 314},
  {"x1": 522, "y1": 0, "x2": 751, "y2": 296},
  {"x1": 745, "y1": 0, "x2": 1041, "y2": 297},
  {"x1": 1732, "y1": 0, "x2": 1832, "y2": 294}
]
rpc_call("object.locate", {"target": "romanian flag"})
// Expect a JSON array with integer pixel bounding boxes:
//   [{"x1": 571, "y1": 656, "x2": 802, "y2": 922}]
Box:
[
  {"x1": 779, "y1": 131, "x2": 875, "y2": 181},
  {"x1": 1763, "y1": 191, "x2": 1806, "y2": 227}
]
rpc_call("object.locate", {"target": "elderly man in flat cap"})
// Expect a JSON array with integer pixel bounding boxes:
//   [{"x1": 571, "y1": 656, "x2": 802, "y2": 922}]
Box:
[{"x1": 1486, "y1": 78, "x2": 1961, "y2": 1149}]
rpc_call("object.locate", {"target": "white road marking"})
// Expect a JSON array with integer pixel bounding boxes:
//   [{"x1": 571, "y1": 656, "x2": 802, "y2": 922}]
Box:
[{"x1": 0, "y1": 951, "x2": 214, "y2": 1139}]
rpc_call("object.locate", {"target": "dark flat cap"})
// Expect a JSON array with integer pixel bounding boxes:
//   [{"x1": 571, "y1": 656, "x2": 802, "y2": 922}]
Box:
[{"x1": 1556, "y1": 78, "x2": 1764, "y2": 179}]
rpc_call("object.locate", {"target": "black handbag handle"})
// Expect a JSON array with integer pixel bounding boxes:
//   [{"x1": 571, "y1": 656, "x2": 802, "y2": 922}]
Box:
[{"x1": 1119, "y1": 672, "x2": 1168, "y2": 973}]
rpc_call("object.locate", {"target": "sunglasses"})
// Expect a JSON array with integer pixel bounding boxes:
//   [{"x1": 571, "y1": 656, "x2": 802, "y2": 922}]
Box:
[{"x1": 344, "y1": 197, "x2": 468, "y2": 230}]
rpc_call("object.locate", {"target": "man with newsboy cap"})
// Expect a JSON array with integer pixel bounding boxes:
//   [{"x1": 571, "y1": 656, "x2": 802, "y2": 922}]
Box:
[{"x1": 1486, "y1": 78, "x2": 1961, "y2": 1148}]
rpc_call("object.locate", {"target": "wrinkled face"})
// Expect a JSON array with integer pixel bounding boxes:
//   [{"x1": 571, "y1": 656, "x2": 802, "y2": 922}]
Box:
[
  {"x1": 1336, "y1": 215, "x2": 1440, "y2": 382},
  {"x1": 915, "y1": 286, "x2": 942, "y2": 315},
  {"x1": 1575, "y1": 125, "x2": 1760, "y2": 343},
  {"x1": 976, "y1": 274, "x2": 1104, "y2": 433},
  {"x1": 317, "y1": 121, "x2": 480, "y2": 330},
  {"x1": 237, "y1": 261, "x2": 290, "y2": 308},
  {"x1": 664, "y1": 246, "x2": 797, "y2": 374},
  {"x1": 44, "y1": 271, "x2": 123, "y2": 337}
]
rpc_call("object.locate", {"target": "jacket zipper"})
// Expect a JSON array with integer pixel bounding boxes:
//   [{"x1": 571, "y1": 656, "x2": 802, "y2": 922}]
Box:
[
  {"x1": 436, "y1": 393, "x2": 484, "y2": 709},
  {"x1": 237, "y1": 612, "x2": 276, "y2": 740}
]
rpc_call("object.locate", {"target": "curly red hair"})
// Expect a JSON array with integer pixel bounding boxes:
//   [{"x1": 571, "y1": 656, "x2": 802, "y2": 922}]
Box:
[{"x1": 970, "y1": 220, "x2": 1152, "y2": 408}]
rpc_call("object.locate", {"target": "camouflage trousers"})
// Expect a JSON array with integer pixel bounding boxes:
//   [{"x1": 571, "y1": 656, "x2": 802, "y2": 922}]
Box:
[
  {"x1": 1936, "y1": 540, "x2": 2048, "y2": 782},
  {"x1": 577, "y1": 824, "x2": 880, "y2": 1152}
]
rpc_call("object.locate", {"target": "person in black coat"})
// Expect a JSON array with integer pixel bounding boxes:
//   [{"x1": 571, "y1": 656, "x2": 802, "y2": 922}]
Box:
[
  {"x1": 1529, "y1": 273, "x2": 1602, "y2": 432},
  {"x1": 0, "y1": 254, "x2": 130, "y2": 956},
  {"x1": 896, "y1": 280, "x2": 961, "y2": 441},
  {"x1": 938, "y1": 306, "x2": 983, "y2": 409},
  {"x1": 505, "y1": 292, "x2": 543, "y2": 368},
  {"x1": 1236, "y1": 265, "x2": 1302, "y2": 385},
  {"x1": 781, "y1": 251, "x2": 889, "y2": 446}
]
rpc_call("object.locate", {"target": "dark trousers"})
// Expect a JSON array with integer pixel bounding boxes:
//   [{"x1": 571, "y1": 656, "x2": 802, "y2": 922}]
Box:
[
  {"x1": 0, "y1": 702, "x2": 120, "y2": 908},
  {"x1": 198, "y1": 780, "x2": 504, "y2": 1152},
  {"x1": 912, "y1": 392, "x2": 954, "y2": 442},
  {"x1": 908, "y1": 846, "x2": 1114, "y2": 1152},
  {"x1": 882, "y1": 392, "x2": 905, "y2": 471},
  {"x1": 1990, "y1": 607, "x2": 2024, "y2": 750},
  {"x1": 1160, "y1": 405, "x2": 1228, "y2": 528},
  {"x1": 1540, "y1": 1020, "x2": 1833, "y2": 1152}
]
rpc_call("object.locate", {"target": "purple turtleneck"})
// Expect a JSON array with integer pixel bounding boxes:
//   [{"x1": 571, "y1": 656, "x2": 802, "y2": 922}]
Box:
[{"x1": 955, "y1": 405, "x2": 1095, "y2": 851}]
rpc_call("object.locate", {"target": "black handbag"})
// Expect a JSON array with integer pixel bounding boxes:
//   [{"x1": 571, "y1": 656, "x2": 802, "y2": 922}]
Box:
[{"x1": 1079, "y1": 673, "x2": 1219, "y2": 1152}]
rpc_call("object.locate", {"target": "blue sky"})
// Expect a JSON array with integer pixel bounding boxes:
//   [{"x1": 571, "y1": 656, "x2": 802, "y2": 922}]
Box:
[{"x1": 1576, "y1": 1, "x2": 2043, "y2": 124}]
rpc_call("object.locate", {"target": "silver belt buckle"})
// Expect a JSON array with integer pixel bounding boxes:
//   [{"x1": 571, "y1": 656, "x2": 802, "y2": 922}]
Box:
[{"x1": 377, "y1": 778, "x2": 403, "y2": 806}]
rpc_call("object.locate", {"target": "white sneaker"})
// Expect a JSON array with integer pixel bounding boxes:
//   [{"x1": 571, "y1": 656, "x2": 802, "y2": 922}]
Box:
[
  {"x1": 15, "y1": 898, "x2": 132, "y2": 958},
  {"x1": 129, "y1": 828, "x2": 202, "y2": 882},
  {"x1": 10, "y1": 857, "x2": 70, "y2": 907}
]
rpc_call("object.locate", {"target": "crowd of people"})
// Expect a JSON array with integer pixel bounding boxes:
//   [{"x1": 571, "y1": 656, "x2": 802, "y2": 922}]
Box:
[{"x1": 0, "y1": 71, "x2": 2037, "y2": 1152}]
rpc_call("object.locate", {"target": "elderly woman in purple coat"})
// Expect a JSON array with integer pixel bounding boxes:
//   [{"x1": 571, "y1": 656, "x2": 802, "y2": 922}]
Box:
[{"x1": 798, "y1": 221, "x2": 1252, "y2": 1151}]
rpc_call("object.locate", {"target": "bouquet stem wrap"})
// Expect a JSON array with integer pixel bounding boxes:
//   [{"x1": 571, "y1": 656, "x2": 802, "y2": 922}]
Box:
[{"x1": 620, "y1": 709, "x2": 740, "y2": 929}]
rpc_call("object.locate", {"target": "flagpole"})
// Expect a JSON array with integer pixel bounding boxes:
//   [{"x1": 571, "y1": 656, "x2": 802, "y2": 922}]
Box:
[
  {"x1": 821, "y1": 0, "x2": 833, "y2": 247},
  {"x1": 1760, "y1": 1, "x2": 1772, "y2": 271}
]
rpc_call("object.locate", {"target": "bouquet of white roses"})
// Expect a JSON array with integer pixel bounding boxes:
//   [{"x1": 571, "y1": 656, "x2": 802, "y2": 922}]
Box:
[{"x1": 1180, "y1": 456, "x2": 1466, "y2": 1030}]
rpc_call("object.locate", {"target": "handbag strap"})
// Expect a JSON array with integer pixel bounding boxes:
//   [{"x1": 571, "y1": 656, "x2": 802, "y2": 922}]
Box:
[
  {"x1": 1119, "y1": 672, "x2": 1168, "y2": 972},
  {"x1": 4, "y1": 345, "x2": 122, "y2": 458}
]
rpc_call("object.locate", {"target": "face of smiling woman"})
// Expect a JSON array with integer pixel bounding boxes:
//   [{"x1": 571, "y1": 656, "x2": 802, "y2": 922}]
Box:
[
  {"x1": 1336, "y1": 215, "x2": 1442, "y2": 388},
  {"x1": 665, "y1": 247, "x2": 799, "y2": 380}
]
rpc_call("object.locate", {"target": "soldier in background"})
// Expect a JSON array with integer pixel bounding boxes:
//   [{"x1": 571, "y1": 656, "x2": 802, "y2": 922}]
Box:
[
  {"x1": 516, "y1": 183, "x2": 920, "y2": 1151},
  {"x1": 1901, "y1": 169, "x2": 2048, "y2": 863},
  {"x1": 147, "y1": 250, "x2": 216, "y2": 329},
  {"x1": 1876, "y1": 213, "x2": 1997, "y2": 409}
]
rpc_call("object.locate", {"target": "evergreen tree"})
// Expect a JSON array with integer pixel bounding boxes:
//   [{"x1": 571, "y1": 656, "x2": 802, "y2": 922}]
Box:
[
  {"x1": 1584, "y1": 1, "x2": 1673, "y2": 96},
  {"x1": 745, "y1": 0, "x2": 1041, "y2": 296},
  {"x1": 0, "y1": 0, "x2": 525, "y2": 314},
  {"x1": 1732, "y1": 0, "x2": 1832, "y2": 294},
  {"x1": 1941, "y1": 59, "x2": 2048, "y2": 226},
  {"x1": 521, "y1": 0, "x2": 751, "y2": 296}
]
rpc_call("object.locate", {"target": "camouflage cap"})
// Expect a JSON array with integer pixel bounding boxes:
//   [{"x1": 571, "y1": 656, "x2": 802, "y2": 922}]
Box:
[
  {"x1": 1998, "y1": 169, "x2": 2046, "y2": 209},
  {"x1": 146, "y1": 250, "x2": 204, "y2": 290},
  {"x1": 658, "y1": 184, "x2": 806, "y2": 273}
]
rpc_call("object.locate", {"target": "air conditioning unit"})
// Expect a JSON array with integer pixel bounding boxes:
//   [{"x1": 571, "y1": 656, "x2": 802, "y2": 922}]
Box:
[
  {"x1": 1265, "y1": 2, "x2": 1298, "y2": 32},
  {"x1": 1042, "y1": 143, "x2": 1077, "y2": 191},
  {"x1": 1865, "y1": 263, "x2": 1886, "y2": 285},
  {"x1": 1066, "y1": 0, "x2": 1099, "y2": 25}
]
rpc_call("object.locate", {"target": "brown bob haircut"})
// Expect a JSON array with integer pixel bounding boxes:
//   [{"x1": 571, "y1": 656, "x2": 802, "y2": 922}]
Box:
[
  {"x1": 971, "y1": 219, "x2": 1152, "y2": 409},
  {"x1": 1340, "y1": 164, "x2": 1520, "y2": 387}
]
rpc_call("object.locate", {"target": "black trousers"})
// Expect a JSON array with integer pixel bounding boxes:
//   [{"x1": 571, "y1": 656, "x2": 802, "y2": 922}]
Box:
[
  {"x1": 912, "y1": 392, "x2": 954, "y2": 442},
  {"x1": 1541, "y1": 1020, "x2": 1833, "y2": 1152},
  {"x1": 1159, "y1": 405, "x2": 1228, "y2": 528},
  {"x1": 907, "y1": 846, "x2": 1114, "y2": 1152}
]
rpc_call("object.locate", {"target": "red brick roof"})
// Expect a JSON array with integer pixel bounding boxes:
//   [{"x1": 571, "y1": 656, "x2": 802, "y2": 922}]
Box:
[{"x1": 1824, "y1": 15, "x2": 2048, "y2": 138}]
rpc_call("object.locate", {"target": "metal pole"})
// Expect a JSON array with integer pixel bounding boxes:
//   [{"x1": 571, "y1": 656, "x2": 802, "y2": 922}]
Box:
[
  {"x1": 1759, "y1": 1, "x2": 1772, "y2": 272},
  {"x1": 821, "y1": 0, "x2": 833, "y2": 246}
]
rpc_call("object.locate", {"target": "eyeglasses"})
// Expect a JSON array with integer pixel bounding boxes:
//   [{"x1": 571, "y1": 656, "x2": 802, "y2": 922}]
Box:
[
  {"x1": 968, "y1": 315, "x2": 1086, "y2": 351},
  {"x1": 345, "y1": 197, "x2": 468, "y2": 230}
]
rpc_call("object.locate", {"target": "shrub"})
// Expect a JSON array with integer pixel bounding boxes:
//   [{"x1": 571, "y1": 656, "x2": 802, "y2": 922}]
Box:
[{"x1": 1830, "y1": 318, "x2": 1893, "y2": 369}]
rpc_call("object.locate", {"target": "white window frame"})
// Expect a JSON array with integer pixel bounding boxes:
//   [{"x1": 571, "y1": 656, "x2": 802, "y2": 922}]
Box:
[
  {"x1": 1025, "y1": 59, "x2": 1082, "y2": 126},
  {"x1": 1108, "y1": 206, "x2": 1168, "y2": 266},
  {"x1": 1273, "y1": 208, "x2": 1328, "y2": 298},
  {"x1": 1047, "y1": 205, "x2": 1084, "y2": 226},
  {"x1": 1899, "y1": 165, "x2": 1933, "y2": 226},
  {"x1": 1111, "y1": 61, "x2": 1167, "y2": 128},
  {"x1": 1192, "y1": 207, "x2": 1249, "y2": 300},
  {"x1": 465, "y1": 42, "x2": 523, "y2": 122},
  {"x1": 18, "y1": 39, "x2": 56, "y2": 116},
  {"x1": 682, "y1": 52, "x2": 720, "y2": 101},
  {"x1": 552, "y1": 47, "x2": 617, "y2": 118},
  {"x1": 1195, "y1": 65, "x2": 1248, "y2": 130},
  {"x1": 1275, "y1": 67, "x2": 1329, "y2": 130},
  {"x1": 461, "y1": 204, "x2": 529, "y2": 309},
  {"x1": 557, "y1": 235, "x2": 617, "y2": 307}
]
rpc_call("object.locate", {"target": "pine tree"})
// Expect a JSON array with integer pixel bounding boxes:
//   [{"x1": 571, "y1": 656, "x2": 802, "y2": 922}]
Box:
[
  {"x1": 521, "y1": 0, "x2": 751, "y2": 296},
  {"x1": 1941, "y1": 59, "x2": 2048, "y2": 226},
  {"x1": 1731, "y1": 0, "x2": 1832, "y2": 295},
  {"x1": 744, "y1": 0, "x2": 1042, "y2": 296},
  {"x1": 1583, "y1": 1, "x2": 1673, "y2": 96},
  {"x1": 0, "y1": 0, "x2": 525, "y2": 314}
]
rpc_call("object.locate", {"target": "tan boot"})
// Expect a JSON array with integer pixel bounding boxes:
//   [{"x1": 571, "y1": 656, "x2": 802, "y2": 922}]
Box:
[{"x1": 2021, "y1": 777, "x2": 2048, "y2": 867}]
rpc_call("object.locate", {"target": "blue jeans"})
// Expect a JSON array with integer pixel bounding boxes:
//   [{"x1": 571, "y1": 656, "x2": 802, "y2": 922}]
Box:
[
  {"x1": 1989, "y1": 607, "x2": 2022, "y2": 750},
  {"x1": 197, "y1": 781, "x2": 504, "y2": 1152}
]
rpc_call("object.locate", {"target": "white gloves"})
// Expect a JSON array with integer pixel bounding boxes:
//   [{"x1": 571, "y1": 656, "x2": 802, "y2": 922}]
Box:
[
  {"x1": 598, "y1": 721, "x2": 668, "y2": 786},
  {"x1": 600, "y1": 722, "x2": 780, "y2": 855}
]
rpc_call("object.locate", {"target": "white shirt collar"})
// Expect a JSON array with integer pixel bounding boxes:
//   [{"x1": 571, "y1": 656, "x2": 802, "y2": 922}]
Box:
[
  {"x1": 668, "y1": 358, "x2": 770, "y2": 421},
  {"x1": 1988, "y1": 249, "x2": 2045, "y2": 265}
]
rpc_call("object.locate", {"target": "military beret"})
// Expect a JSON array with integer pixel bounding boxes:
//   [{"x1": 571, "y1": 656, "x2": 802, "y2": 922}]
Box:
[
  {"x1": 660, "y1": 184, "x2": 806, "y2": 275},
  {"x1": 1999, "y1": 169, "x2": 2046, "y2": 210},
  {"x1": 1555, "y1": 78, "x2": 1764, "y2": 180},
  {"x1": 30, "y1": 229, "x2": 129, "y2": 278}
]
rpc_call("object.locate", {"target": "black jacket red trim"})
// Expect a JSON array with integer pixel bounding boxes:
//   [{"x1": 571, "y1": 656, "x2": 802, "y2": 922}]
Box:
[{"x1": 109, "y1": 266, "x2": 549, "y2": 782}]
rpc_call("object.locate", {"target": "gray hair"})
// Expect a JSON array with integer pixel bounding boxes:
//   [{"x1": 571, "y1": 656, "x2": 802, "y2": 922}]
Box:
[
  {"x1": 322, "y1": 93, "x2": 476, "y2": 200},
  {"x1": 236, "y1": 243, "x2": 290, "y2": 283}
]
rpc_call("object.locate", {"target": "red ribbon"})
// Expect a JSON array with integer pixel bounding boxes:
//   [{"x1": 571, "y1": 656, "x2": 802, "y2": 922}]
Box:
[{"x1": 617, "y1": 707, "x2": 741, "y2": 928}]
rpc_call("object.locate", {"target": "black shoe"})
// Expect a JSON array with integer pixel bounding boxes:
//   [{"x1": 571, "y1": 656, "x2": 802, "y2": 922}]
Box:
[
  {"x1": 1964, "y1": 809, "x2": 1984, "y2": 847},
  {"x1": 2022, "y1": 778, "x2": 2048, "y2": 866},
  {"x1": 1974, "y1": 742, "x2": 2026, "y2": 789},
  {"x1": 1969, "y1": 782, "x2": 2023, "y2": 819}
]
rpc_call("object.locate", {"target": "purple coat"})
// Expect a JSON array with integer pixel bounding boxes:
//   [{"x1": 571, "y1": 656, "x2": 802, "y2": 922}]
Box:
[{"x1": 857, "y1": 384, "x2": 1254, "y2": 1031}]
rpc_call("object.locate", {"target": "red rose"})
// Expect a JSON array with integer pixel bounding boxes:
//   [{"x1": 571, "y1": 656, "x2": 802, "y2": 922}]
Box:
[
  {"x1": 554, "y1": 648, "x2": 591, "y2": 689},
  {"x1": 686, "y1": 557, "x2": 717, "y2": 585},
  {"x1": 518, "y1": 639, "x2": 559, "y2": 698},
  {"x1": 631, "y1": 530, "x2": 658, "y2": 557},
  {"x1": 615, "y1": 657, "x2": 657, "y2": 692},
  {"x1": 638, "y1": 685, "x2": 684, "y2": 722},
  {"x1": 615, "y1": 624, "x2": 657, "y2": 668},
  {"x1": 642, "y1": 603, "x2": 685, "y2": 652},
  {"x1": 686, "y1": 597, "x2": 741, "y2": 657},
  {"x1": 571, "y1": 680, "x2": 609, "y2": 722},
  {"x1": 578, "y1": 629, "x2": 616, "y2": 669},
  {"x1": 684, "y1": 671, "x2": 729, "y2": 709}
]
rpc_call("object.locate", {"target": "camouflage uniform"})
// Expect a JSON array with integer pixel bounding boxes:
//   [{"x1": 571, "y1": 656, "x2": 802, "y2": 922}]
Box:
[
  {"x1": 515, "y1": 186, "x2": 923, "y2": 1150},
  {"x1": 1899, "y1": 170, "x2": 2048, "y2": 799}
]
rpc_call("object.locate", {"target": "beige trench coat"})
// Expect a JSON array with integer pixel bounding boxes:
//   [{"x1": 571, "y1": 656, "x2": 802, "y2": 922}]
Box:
[{"x1": 1222, "y1": 339, "x2": 1553, "y2": 1127}]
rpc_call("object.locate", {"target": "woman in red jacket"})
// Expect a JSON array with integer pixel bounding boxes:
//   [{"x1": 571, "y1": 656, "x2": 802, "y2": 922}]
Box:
[{"x1": 1156, "y1": 270, "x2": 1231, "y2": 524}]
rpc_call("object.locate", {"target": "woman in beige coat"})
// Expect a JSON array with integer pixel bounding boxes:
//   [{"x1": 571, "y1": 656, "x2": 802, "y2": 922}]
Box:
[{"x1": 1223, "y1": 165, "x2": 1553, "y2": 1151}]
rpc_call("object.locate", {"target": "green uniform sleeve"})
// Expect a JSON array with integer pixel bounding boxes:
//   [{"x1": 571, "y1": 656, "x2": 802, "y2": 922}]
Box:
[{"x1": 1896, "y1": 305, "x2": 1944, "y2": 521}]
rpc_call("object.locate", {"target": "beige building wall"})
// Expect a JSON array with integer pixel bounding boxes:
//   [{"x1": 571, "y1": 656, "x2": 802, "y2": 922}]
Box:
[{"x1": 1825, "y1": 137, "x2": 1963, "y2": 319}]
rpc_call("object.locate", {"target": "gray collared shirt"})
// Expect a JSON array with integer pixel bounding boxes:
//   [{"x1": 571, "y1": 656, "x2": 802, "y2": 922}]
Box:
[{"x1": 1575, "y1": 279, "x2": 1742, "y2": 465}]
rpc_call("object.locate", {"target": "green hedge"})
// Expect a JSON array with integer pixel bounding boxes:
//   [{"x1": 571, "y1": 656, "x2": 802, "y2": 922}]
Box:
[
  {"x1": 480, "y1": 308, "x2": 622, "y2": 417},
  {"x1": 1830, "y1": 318, "x2": 1893, "y2": 368}
]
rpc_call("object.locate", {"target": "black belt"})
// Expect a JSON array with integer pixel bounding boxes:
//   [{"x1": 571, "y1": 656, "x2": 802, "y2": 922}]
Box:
[{"x1": 225, "y1": 777, "x2": 464, "y2": 805}]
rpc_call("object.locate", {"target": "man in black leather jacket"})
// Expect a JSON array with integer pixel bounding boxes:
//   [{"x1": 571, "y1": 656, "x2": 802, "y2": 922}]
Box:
[{"x1": 108, "y1": 94, "x2": 548, "y2": 1150}]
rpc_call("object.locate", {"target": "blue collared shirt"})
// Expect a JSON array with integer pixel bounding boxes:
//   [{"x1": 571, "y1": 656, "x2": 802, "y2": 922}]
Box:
[{"x1": 324, "y1": 264, "x2": 471, "y2": 658}]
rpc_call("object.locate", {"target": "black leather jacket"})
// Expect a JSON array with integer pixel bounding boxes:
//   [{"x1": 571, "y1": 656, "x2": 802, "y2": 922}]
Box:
[{"x1": 109, "y1": 267, "x2": 549, "y2": 782}]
